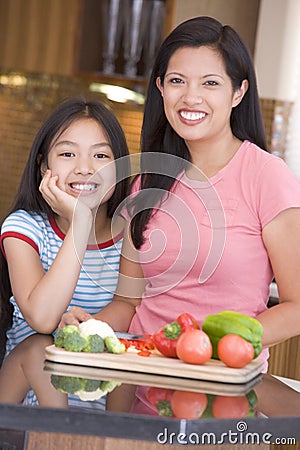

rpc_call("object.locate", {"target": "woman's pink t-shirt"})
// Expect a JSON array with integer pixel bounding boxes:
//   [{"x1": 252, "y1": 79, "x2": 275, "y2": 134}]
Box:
[{"x1": 127, "y1": 141, "x2": 300, "y2": 368}]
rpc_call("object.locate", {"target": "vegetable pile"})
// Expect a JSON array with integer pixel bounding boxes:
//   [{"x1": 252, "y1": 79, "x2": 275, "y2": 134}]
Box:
[
  {"x1": 54, "y1": 319, "x2": 126, "y2": 354},
  {"x1": 51, "y1": 374, "x2": 121, "y2": 401},
  {"x1": 54, "y1": 311, "x2": 264, "y2": 370},
  {"x1": 146, "y1": 386, "x2": 258, "y2": 419}
]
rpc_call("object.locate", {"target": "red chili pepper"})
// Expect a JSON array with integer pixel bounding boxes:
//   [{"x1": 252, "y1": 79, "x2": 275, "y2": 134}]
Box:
[
  {"x1": 152, "y1": 321, "x2": 182, "y2": 358},
  {"x1": 176, "y1": 312, "x2": 200, "y2": 331},
  {"x1": 137, "y1": 350, "x2": 152, "y2": 357},
  {"x1": 119, "y1": 335, "x2": 155, "y2": 352},
  {"x1": 153, "y1": 313, "x2": 200, "y2": 358}
]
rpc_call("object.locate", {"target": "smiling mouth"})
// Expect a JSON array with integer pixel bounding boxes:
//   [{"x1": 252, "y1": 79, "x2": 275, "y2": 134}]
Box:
[
  {"x1": 179, "y1": 111, "x2": 207, "y2": 121},
  {"x1": 70, "y1": 183, "x2": 98, "y2": 192}
]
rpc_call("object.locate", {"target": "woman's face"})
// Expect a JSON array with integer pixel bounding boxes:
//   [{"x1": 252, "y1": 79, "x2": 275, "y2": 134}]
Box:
[
  {"x1": 156, "y1": 46, "x2": 246, "y2": 148},
  {"x1": 45, "y1": 118, "x2": 116, "y2": 209}
]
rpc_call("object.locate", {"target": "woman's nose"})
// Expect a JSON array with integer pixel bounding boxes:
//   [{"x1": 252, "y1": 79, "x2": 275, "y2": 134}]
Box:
[{"x1": 183, "y1": 86, "x2": 203, "y2": 105}]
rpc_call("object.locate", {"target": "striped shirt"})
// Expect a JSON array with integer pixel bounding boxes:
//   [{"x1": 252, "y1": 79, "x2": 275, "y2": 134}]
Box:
[{"x1": 1, "y1": 209, "x2": 123, "y2": 410}]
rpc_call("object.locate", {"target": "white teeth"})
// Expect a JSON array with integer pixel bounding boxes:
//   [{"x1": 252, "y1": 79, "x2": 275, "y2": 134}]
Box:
[
  {"x1": 71, "y1": 183, "x2": 97, "y2": 191},
  {"x1": 180, "y1": 111, "x2": 206, "y2": 120}
]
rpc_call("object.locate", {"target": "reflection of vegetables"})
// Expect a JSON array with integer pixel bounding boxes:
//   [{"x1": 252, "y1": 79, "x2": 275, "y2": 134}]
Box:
[
  {"x1": 145, "y1": 386, "x2": 258, "y2": 419},
  {"x1": 54, "y1": 320, "x2": 125, "y2": 354},
  {"x1": 153, "y1": 313, "x2": 200, "y2": 358},
  {"x1": 202, "y1": 311, "x2": 263, "y2": 359},
  {"x1": 146, "y1": 387, "x2": 174, "y2": 416},
  {"x1": 202, "y1": 391, "x2": 258, "y2": 418},
  {"x1": 171, "y1": 391, "x2": 208, "y2": 419},
  {"x1": 51, "y1": 374, "x2": 87, "y2": 394},
  {"x1": 212, "y1": 394, "x2": 250, "y2": 418},
  {"x1": 104, "y1": 335, "x2": 126, "y2": 354},
  {"x1": 50, "y1": 374, "x2": 121, "y2": 401}
]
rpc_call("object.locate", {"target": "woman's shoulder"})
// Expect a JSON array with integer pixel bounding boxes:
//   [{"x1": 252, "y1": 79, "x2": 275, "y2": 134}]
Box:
[{"x1": 240, "y1": 141, "x2": 297, "y2": 177}]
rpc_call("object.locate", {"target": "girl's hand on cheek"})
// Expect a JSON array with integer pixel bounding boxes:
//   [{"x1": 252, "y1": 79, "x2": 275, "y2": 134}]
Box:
[{"x1": 39, "y1": 170, "x2": 78, "y2": 222}]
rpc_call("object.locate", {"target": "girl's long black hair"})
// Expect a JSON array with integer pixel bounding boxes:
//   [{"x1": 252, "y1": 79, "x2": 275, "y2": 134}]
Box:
[
  {"x1": 130, "y1": 16, "x2": 267, "y2": 249},
  {"x1": 0, "y1": 97, "x2": 130, "y2": 348}
]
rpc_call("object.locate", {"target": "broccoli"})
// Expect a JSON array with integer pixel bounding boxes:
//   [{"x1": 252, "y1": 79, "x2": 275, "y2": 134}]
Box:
[
  {"x1": 82, "y1": 334, "x2": 105, "y2": 353},
  {"x1": 51, "y1": 375, "x2": 85, "y2": 394},
  {"x1": 83, "y1": 378, "x2": 102, "y2": 392},
  {"x1": 100, "y1": 380, "x2": 122, "y2": 393},
  {"x1": 104, "y1": 335, "x2": 126, "y2": 354},
  {"x1": 54, "y1": 328, "x2": 65, "y2": 348},
  {"x1": 63, "y1": 327, "x2": 88, "y2": 352}
]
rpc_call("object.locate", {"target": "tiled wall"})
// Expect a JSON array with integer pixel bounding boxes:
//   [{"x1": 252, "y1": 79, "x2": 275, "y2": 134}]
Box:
[{"x1": 0, "y1": 70, "x2": 143, "y2": 221}]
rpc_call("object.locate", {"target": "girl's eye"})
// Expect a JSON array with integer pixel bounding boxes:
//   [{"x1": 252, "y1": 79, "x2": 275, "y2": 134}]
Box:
[
  {"x1": 95, "y1": 153, "x2": 109, "y2": 159},
  {"x1": 60, "y1": 152, "x2": 75, "y2": 157}
]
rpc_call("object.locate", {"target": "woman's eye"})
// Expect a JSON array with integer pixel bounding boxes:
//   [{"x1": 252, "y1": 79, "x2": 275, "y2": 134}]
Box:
[
  {"x1": 204, "y1": 80, "x2": 218, "y2": 86},
  {"x1": 169, "y1": 78, "x2": 184, "y2": 84}
]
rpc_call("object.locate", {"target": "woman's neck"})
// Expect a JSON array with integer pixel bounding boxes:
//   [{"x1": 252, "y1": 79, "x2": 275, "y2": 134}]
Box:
[{"x1": 186, "y1": 134, "x2": 242, "y2": 178}]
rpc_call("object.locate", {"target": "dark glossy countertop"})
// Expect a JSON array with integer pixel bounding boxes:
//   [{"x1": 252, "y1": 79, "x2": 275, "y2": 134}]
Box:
[{"x1": 0, "y1": 334, "x2": 299, "y2": 445}]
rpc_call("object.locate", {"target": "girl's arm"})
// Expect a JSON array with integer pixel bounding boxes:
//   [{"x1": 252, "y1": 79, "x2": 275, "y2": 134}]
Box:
[
  {"x1": 59, "y1": 222, "x2": 145, "y2": 332},
  {"x1": 258, "y1": 207, "x2": 300, "y2": 346},
  {"x1": 4, "y1": 171, "x2": 94, "y2": 333}
]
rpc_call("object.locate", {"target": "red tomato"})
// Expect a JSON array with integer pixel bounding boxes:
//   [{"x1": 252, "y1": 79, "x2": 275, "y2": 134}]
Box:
[
  {"x1": 212, "y1": 395, "x2": 249, "y2": 418},
  {"x1": 218, "y1": 334, "x2": 254, "y2": 368},
  {"x1": 171, "y1": 390, "x2": 208, "y2": 419},
  {"x1": 176, "y1": 329, "x2": 212, "y2": 364}
]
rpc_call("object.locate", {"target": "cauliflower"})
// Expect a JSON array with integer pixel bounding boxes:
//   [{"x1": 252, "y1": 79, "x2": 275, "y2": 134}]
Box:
[
  {"x1": 79, "y1": 319, "x2": 116, "y2": 339},
  {"x1": 76, "y1": 388, "x2": 106, "y2": 401},
  {"x1": 54, "y1": 320, "x2": 125, "y2": 354}
]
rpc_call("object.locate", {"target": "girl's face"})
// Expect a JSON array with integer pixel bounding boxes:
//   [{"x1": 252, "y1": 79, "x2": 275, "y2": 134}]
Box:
[
  {"x1": 46, "y1": 118, "x2": 116, "y2": 209},
  {"x1": 156, "y1": 46, "x2": 247, "y2": 147}
]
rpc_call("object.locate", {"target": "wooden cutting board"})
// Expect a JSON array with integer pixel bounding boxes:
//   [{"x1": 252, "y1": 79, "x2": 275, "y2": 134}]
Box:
[
  {"x1": 45, "y1": 344, "x2": 264, "y2": 384},
  {"x1": 44, "y1": 360, "x2": 261, "y2": 395}
]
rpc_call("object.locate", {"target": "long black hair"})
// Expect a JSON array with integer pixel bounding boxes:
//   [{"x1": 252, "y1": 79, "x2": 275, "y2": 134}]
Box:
[
  {"x1": 130, "y1": 16, "x2": 267, "y2": 248},
  {"x1": 0, "y1": 97, "x2": 130, "y2": 340}
]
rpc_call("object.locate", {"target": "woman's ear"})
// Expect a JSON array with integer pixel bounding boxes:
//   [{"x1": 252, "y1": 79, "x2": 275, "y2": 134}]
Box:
[
  {"x1": 156, "y1": 77, "x2": 164, "y2": 97},
  {"x1": 232, "y1": 79, "x2": 249, "y2": 107}
]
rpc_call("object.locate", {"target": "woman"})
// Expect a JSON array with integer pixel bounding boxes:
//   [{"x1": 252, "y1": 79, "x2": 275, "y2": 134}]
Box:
[{"x1": 61, "y1": 17, "x2": 300, "y2": 372}]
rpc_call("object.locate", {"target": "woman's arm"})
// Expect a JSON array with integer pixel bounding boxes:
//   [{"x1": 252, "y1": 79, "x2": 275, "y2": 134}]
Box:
[
  {"x1": 59, "y1": 222, "x2": 145, "y2": 332},
  {"x1": 258, "y1": 207, "x2": 300, "y2": 346},
  {"x1": 4, "y1": 171, "x2": 94, "y2": 333}
]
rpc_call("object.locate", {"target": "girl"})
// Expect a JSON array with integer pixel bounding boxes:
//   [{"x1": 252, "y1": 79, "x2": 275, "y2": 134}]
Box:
[
  {"x1": 61, "y1": 17, "x2": 300, "y2": 373},
  {"x1": 0, "y1": 97, "x2": 130, "y2": 408}
]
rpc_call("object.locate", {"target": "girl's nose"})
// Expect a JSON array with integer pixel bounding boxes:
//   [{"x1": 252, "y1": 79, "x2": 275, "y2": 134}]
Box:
[{"x1": 74, "y1": 158, "x2": 94, "y2": 175}]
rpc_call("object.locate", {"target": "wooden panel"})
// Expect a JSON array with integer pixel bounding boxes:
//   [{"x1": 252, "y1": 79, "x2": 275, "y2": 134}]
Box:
[
  {"x1": 26, "y1": 432, "x2": 269, "y2": 450},
  {"x1": 268, "y1": 335, "x2": 300, "y2": 380},
  {"x1": 45, "y1": 345, "x2": 263, "y2": 384},
  {"x1": 0, "y1": 0, "x2": 81, "y2": 75}
]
